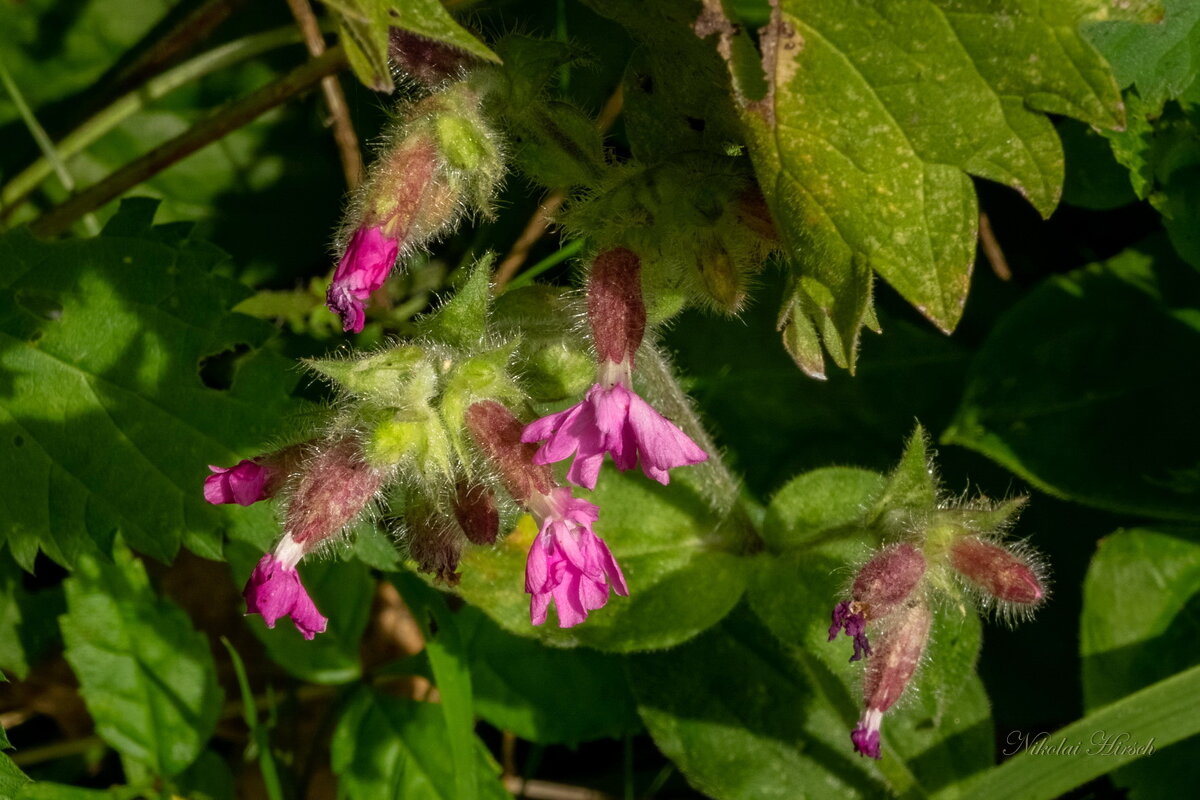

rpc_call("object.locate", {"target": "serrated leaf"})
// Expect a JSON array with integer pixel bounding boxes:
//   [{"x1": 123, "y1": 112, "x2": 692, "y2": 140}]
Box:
[
  {"x1": 59, "y1": 545, "x2": 222, "y2": 778},
  {"x1": 454, "y1": 467, "x2": 748, "y2": 653},
  {"x1": 228, "y1": 543, "x2": 373, "y2": 684},
  {"x1": 330, "y1": 686, "x2": 509, "y2": 800},
  {"x1": 702, "y1": 0, "x2": 1123, "y2": 367},
  {"x1": 1081, "y1": 526, "x2": 1200, "y2": 799},
  {"x1": 0, "y1": 200, "x2": 307, "y2": 567},
  {"x1": 945, "y1": 241, "x2": 1200, "y2": 520},
  {"x1": 456, "y1": 602, "x2": 640, "y2": 745},
  {"x1": 1083, "y1": 0, "x2": 1200, "y2": 110}
]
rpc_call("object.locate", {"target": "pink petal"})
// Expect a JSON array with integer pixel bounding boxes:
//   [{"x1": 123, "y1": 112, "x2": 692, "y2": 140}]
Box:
[
  {"x1": 551, "y1": 571, "x2": 587, "y2": 628},
  {"x1": 524, "y1": 533, "x2": 551, "y2": 593},
  {"x1": 326, "y1": 226, "x2": 399, "y2": 333},
  {"x1": 205, "y1": 460, "x2": 272, "y2": 506},
  {"x1": 242, "y1": 553, "x2": 329, "y2": 639},
  {"x1": 565, "y1": 450, "x2": 606, "y2": 491},
  {"x1": 625, "y1": 390, "x2": 707, "y2": 481}
]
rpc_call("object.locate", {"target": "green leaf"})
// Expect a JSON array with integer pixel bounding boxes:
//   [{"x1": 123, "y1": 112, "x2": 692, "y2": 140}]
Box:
[
  {"x1": 944, "y1": 241, "x2": 1200, "y2": 521},
  {"x1": 1081, "y1": 526, "x2": 1200, "y2": 799},
  {"x1": 0, "y1": 560, "x2": 28, "y2": 680},
  {"x1": 1083, "y1": 0, "x2": 1200, "y2": 110},
  {"x1": 330, "y1": 686, "x2": 509, "y2": 800},
  {"x1": 391, "y1": 574, "x2": 477, "y2": 800},
  {"x1": 228, "y1": 542, "x2": 373, "y2": 685},
  {"x1": 962, "y1": 663, "x2": 1200, "y2": 800},
  {"x1": 702, "y1": 0, "x2": 1123, "y2": 368},
  {"x1": 0, "y1": 752, "x2": 29, "y2": 799},
  {"x1": 415, "y1": 254, "x2": 494, "y2": 349},
  {"x1": 321, "y1": 0, "x2": 500, "y2": 93},
  {"x1": 59, "y1": 545, "x2": 222, "y2": 778},
  {"x1": 868, "y1": 425, "x2": 938, "y2": 525},
  {"x1": 456, "y1": 602, "x2": 640, "y2": 745},
  {"x1": 761, "y1": 467, "x2": 885, "y2": 551},
  {"x1": 0, "y1": 200, "x2": 307, "y2": 567},
  {"x1": 220, "y1": 638, "x2": 282, "y2": 800},
  {"x1": 628, "y1": 606, "x2": 892, "y2": 799},
  {"x1": 453, "y1": 466, "x2": 748, "y2": 652}
]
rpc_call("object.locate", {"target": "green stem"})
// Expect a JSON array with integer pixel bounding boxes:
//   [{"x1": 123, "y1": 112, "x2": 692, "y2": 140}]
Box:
[
  {"x1": 503, "y1": 238, "x2": 584, "y2": 291},
  {"x1": 0, "y1": 56, "x2": 100, "y2": 234},
  {"x1": 30, "y1": 45, "x2": 346, "y2": 238},
  {"x1": 0, "y1": 26, "x2": 304, "y2": 217}
]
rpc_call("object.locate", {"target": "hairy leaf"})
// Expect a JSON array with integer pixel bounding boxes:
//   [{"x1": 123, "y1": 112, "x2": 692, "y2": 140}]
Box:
[
  {"x1": 1084, "y1": 0, "x2": 1200, "y2": 110},
  {"x1": 60, "y1": 545, "x2": 222, "y2": 778},
  {"x1": 0, "y1": 200, "x2": 307, "y2": 567}
]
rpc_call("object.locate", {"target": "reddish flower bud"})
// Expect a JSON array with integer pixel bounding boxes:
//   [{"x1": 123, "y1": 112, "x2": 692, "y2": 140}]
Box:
[
  {"x1": 830, "y1": 543, "x2": 926, "y2": 662},
  {"x1": 464, "y1": 401, "x2": 554, "y2": 503},
  {"x1": 453, "y1": 481, "x2": 499, "y2": 545},
  {"x1": 949, "y1": 536, "x2": 1045, "y2": 607},
  {"x1": 853, "y1": 602, "x2": 933, "y2": 760},
  {"x1": 406, "y1": 507, "x2": 465, "y2": 586},
  {"x1": 389, "y1": 29, "x2": 475, "y2": 87},
  {"x1": 587, "y1": 248, "x2": 646, "y2": 368},
  {"x1": 285, "y1": 438, "x2": 384, "y2": 547}
]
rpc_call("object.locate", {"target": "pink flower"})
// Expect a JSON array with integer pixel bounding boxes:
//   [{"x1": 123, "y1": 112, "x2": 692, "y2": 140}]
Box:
[
  {"x1": 522, "y1": 378, "x2": 708, "y2": 490},
  {"x1": 525, "y1": 488, "x2": 628, "y2": 627},
  {"x1": 326, "y1": 226, "x2": 400, "y2": 333},
  {"x1": 204, "y1": 459, "x2": 272, "y2": 506},
  {"x1": 242, "y1": 539, "x2": 328, "y2": 640}
]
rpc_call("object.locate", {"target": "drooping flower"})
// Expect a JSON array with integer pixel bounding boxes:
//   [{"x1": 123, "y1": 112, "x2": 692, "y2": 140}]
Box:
[
  {"x1": 525, "y1": 487, "x2": 627, "y2": 628},
  {"x1": 521, "y1": 248, "x2": 707, "y2": 489},
  {"x1": 851, "y1": 602, "x2": 932, "y2": 760},
  {"x1": 326, "y1": 226, "x2": 401, "y2": 333},
  {"x1": 829, "y1": 542, "x2": 926, "y2": 663},
  {"x1": 204, "y1": 459, "x2": 272, "y2": 506},
  {"x1": 243, "y1": 537, "x2": 328, "y2": 640}
]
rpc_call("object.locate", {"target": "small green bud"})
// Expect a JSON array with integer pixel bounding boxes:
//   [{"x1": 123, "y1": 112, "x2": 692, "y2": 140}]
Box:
[
  {"x1": 436, "y1": 114, "x2": 493, "y2": 172},
  {"x1": 306, "y1": 345, "x2": 435, "y2": 408},
  {"x1": 367, "y1": 409, "x2": 454, "y2": 480}
]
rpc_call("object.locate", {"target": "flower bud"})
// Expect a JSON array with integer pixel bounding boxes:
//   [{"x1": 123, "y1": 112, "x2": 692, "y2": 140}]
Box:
[
  {"x1": 587, "y1": 248, "x2": 646, "y2": 368},
  {"x1": 464, "y1": 400, "x2": 553, "y2": 503},
  {"x1": 406, "y1": 505, "x2": 465, "y2": 585},
  {"x1": 852, "y1": 602, "x2": 933, "y2": 759},
  {"x1": 949, "y1": 535, "x2": 1046, "y2": 608},
  {"x1": 389, "y1": 29, "x2": 475, "y2": 87},
  {"x1": 285, "y1": 438, "x2": 383, "y2": 547},
  {"x1": 453, "y1": 481, "x2": 499, "y2": 545},
  {"x1": 829, "y1": 543, "x2": 926, "y2": 662}
]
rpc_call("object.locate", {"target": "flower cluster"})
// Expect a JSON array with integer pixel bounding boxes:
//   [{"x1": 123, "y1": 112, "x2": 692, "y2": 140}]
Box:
[{"x1": 829, "y1": 517, "x2": 1046, "y2": 760}]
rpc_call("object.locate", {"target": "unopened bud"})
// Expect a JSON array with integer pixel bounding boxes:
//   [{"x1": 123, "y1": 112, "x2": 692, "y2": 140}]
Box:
[
  {"x1": 285, "y1": 438, "x2": 383, "y2": 548},
  {"x1": 587, "y1": 248, "x2": 646, "y2": 368},
  {"x1": 695, "y1": 238, "x2": 746, "y2": 313},
  {"x1": 406, "y1": 506, "x2": 465, "y2": 585},
  {"x1": 464, "y1": 401, "x2": 553, "y2": 503},
  {"x1": 853, "y1": 602, "x2": 933, "y2": 760},
  {"x1": 949, "y1": 536, "x2": 1046, "y2": 607},
  {"x1": 389, "y1": 29, "x2": 474, "y2": 87},
  {"x1": 453, "y1": 482, "x2": 499, "y2": 545},
  {"x1": 830, "y1": 543, "x2": 926, "y2": 662}
]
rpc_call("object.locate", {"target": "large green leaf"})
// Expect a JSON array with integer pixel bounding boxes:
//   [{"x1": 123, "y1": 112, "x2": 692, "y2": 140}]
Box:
[
  {"x1": 701, "y1": 0, "x2": 1123, "y2": 372},
  {"x1": 456, "y1": 602, "x2": 641, "y2": 745},
  {"x1": 0, "y1": 200, "x2": 307, "y2": 567},
  {"x1": 1081, "y1": 526, "x2": 1200, "y2": 799},
  {"x1": 453, "y1": 466, "x2": 749, "y2": 653},
  {"x1": 59, "y1": 545, "x2": 222, "y2": 778},
  {"x1": 944, "y1": 242, "x2": 1200, "y2": 521},
  {"x1": 330, "y1": 686, "x2": 509, "y2": 800}
]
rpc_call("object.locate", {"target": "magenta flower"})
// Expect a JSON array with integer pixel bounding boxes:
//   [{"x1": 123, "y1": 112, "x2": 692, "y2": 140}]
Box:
[
  {"x1": 828, "y1": 601, "x2": 872, "y2": 662},
  {"x1": 851, "y1": 710, "x2": 884, "y2": 759},
  {"x1": 525, "y1": 488, "x2": 628, "y2": 627},
  {"x1": 522, "y1": 378, "x2": 707, "y2": 490},
  {"x1": 204, "y1": 459, "x2": 272, "y2": 506},
  {"x1": 326, "y1": 225, "x2": 400, "y2": 333},
  {"x1": 242, "y1": 539, "x2": 328, "y2": 640}
]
